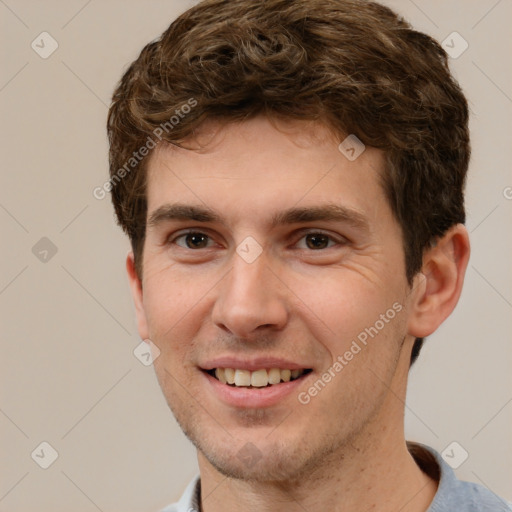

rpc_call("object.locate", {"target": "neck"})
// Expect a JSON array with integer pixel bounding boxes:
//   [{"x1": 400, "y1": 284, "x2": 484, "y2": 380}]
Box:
[{"x1": 197, "y1": 348, "x2": 438, "y2": 512}]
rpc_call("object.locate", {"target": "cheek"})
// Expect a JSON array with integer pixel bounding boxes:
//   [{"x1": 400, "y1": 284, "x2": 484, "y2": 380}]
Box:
[
  {"x1": 291, "y1": 267, "x2": 402, "y2": 349},
  {"x1": 142, "y1": 263, "x2": 217, "y2": 353}
]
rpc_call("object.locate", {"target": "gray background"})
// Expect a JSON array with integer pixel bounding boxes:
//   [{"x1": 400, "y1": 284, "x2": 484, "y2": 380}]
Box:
[{"x1": 1, "y1": 0, "x2": 511, "y2": 510}]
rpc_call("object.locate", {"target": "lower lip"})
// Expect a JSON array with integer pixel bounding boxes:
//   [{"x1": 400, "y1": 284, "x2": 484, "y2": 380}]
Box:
[{"x1": 202, "y1": 370, "x2": 310, "y2": 408}]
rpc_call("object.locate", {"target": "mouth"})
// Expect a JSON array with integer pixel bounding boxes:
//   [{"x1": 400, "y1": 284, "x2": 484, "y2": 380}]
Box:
[{"x1": 204, "y1": 367, "x2": 313, "y2": 388}]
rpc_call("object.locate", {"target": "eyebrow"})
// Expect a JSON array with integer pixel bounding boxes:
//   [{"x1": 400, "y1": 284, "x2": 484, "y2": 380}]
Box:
[
  {"x1": 271, "y1": 204, "x2": 369, "y2": 231},
  {"x1": 147, "y1": 202, "x2": 370, "y2": 232},
  {"x1": 148, "y1": 204, "x2": 221, "y2": 227}
]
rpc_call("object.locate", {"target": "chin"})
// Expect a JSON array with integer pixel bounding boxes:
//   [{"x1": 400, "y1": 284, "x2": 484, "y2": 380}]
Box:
[
  {"x1": 201, "y1": 441, "x2": 305, "y2": 482},
  {"x1": 187, "y1": 418, "x2": 344, "y2": 484}
]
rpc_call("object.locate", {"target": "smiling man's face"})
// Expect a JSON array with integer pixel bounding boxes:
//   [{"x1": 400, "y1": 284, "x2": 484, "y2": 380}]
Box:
[{"x1": 128, "y1": 116, "x2": 421, "y2": 482}]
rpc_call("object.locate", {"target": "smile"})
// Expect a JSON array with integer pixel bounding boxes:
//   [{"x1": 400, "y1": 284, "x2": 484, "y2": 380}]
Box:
[{"x1": 207, "y1": 368, "x2": 312, "y2": 388}]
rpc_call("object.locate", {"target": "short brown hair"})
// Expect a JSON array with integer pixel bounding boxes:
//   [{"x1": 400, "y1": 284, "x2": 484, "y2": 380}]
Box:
[{"x1": 107, "y1": 0, "x2": 470, "y2": 364}]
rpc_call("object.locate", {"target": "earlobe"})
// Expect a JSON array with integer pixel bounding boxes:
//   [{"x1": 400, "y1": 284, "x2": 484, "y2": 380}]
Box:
[
  {"x1": 407, "y1": 224, "x2": 470, "y2": 338},
  {"x1": 126, "y1": 252, "x2": 149, "y2": 340}
]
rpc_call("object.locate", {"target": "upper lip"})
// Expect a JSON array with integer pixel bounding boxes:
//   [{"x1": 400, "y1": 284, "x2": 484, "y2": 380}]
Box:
[{"x1": 200, "y1": 357, "x2": 312, "y2": 372}]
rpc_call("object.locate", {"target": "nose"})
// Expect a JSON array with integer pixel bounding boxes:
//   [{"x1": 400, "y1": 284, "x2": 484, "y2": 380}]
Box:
[{"x1": 211, "y1": 250, "x2": 289, "y2": 338}]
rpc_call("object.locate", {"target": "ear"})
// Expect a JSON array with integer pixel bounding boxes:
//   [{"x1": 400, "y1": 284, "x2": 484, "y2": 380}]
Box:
[
  {"x1": 126, "y1": 251, "x2": 149, "y2": 340},
  {"x1": 407, "y1": 224, "x2": 470, "y2": 338}
]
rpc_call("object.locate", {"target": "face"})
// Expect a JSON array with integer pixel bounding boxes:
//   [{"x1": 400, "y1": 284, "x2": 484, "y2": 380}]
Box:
[{"x1": 130, "y1": 117, "x2": 417, "y2": 482}]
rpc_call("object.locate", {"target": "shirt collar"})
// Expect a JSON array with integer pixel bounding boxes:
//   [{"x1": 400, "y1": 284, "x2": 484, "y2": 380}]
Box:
[{"x1": 409, "y1": 442, "x2": 510, "y2": 511}]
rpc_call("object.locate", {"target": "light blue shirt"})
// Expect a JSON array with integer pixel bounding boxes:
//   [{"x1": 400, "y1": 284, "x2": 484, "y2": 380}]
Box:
[{"x1": 160, "y1": 444, "x2": 511, "y2": 511}]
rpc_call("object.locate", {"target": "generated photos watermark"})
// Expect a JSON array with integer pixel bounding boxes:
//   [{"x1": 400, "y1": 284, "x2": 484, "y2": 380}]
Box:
[
  {"x1": 93, "y1": 97, "x2": 198, "y2": 200},
  {"x1": 298, "y1": 301, "x2": 403, "y2": 404}
]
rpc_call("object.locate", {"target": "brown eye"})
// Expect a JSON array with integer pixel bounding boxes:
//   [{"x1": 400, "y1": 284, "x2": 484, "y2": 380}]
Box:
[
  {"x1": 175, "y1": 232, "x2": 211, "y2": 249},
  {"x1": 304, "y1": 233, "x2": 331, "y2": 250}
]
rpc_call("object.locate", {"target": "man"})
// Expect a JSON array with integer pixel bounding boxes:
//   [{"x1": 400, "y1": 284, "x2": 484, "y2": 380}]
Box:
[{"x1": 107, "y1": 0, "x2": 509, "y2": 510}]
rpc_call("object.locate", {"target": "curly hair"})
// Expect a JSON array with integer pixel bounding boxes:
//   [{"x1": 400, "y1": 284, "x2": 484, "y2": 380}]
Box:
[{"x1": 107, "y1": 0, "x2": 470, "y2": 365}]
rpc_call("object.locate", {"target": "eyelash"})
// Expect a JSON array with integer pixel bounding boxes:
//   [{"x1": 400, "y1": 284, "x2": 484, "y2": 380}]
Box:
[{"x1": 167, "y1": 229, "x2": 347, "y2": 251}]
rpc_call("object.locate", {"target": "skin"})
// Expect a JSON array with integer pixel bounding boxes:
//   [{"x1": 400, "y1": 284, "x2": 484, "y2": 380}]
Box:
[{"x1": 127, "y1": 116, "x2": 470, "y2": 512}]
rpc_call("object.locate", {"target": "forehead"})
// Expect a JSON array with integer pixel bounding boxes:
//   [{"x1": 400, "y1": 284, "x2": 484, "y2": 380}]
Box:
[{"x1": 145, "y1": 117, "x2": 390, "y2": 227}]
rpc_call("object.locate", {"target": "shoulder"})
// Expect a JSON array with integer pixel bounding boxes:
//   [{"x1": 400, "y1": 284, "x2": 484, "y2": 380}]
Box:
[
  {"x1": 408, "y1": 442, "x2": 511, "y2": 512},
  {"x1": 450, "y1": 480, "x2": 512, "y2": 511},
  {"x1": 430, "y1": 478, "x2": 512, "y2": 512}
]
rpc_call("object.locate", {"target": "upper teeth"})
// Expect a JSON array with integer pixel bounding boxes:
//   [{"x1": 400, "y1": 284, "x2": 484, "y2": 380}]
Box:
[{"x1": 214, "y1": 368, "x2": 304, "y2": 387}]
